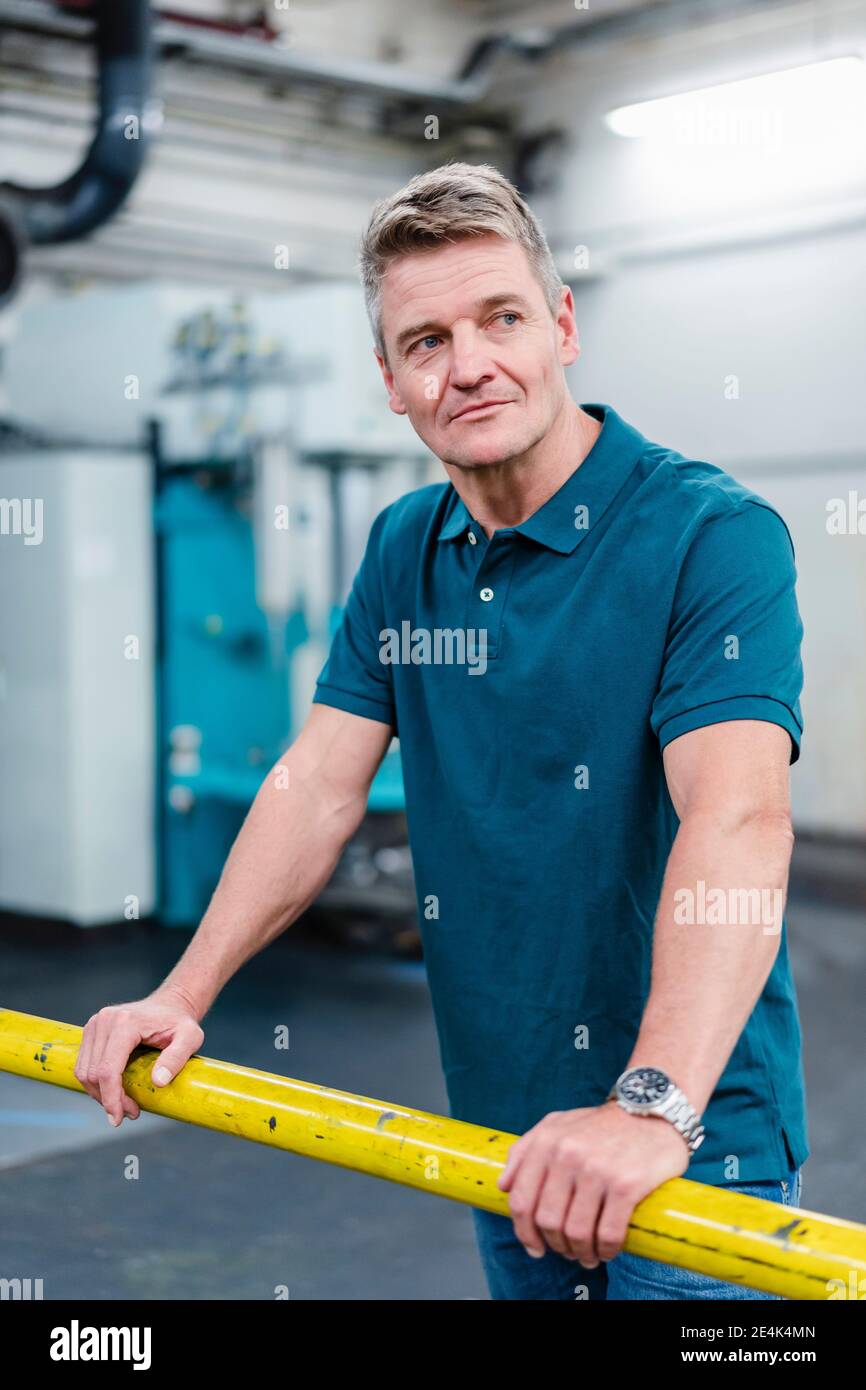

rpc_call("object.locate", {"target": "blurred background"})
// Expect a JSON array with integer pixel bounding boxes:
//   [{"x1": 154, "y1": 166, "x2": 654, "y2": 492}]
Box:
[{"x1": 0, "y1": 0, "x2": 864, "y2": 1299}]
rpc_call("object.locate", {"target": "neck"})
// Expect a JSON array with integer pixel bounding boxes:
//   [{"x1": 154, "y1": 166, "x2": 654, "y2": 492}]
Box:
[{"x1": 443, "y1": 400, "x2": 602, "y2": 539}]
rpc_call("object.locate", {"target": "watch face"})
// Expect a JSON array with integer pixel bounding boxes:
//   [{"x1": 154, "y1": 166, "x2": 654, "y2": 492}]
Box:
[{"x1": 620, "y1": 1066, "x2": 673, "y2": 1107}]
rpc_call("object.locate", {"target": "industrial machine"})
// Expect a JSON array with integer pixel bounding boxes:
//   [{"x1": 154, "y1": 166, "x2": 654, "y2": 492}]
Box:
[{"x1": 0, "y1": 281, "x2": 432, "y2": 942}]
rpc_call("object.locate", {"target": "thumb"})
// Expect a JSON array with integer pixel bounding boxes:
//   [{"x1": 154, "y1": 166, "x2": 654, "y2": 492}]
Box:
[{"x1": 151, "y1": 1043, "x2": 193, "y2": 1087}]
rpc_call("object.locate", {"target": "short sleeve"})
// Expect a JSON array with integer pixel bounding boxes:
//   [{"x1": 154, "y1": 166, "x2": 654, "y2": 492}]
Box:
[
  {"x1": 312, "y1": 509, "x2": 397, "y2": 730},
  {"x1": 650, "y1": 502, "x2": 804, "y2": 764}
]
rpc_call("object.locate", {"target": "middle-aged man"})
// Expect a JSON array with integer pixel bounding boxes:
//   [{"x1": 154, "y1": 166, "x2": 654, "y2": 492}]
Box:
[{"x1": 76, "y1": 162, "x2": 808, "y2": 1301}]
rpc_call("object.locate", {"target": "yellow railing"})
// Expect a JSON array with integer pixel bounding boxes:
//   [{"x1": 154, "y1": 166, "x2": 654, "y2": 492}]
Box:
[{"x1": 2, "y1": 1007, "x2": 863, "y2": 1300}]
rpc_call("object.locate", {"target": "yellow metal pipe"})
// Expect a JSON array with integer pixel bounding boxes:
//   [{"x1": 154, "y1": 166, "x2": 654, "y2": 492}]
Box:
[{"x1": 2, "y1": 1006, "x2": 863, "y2": 1300}]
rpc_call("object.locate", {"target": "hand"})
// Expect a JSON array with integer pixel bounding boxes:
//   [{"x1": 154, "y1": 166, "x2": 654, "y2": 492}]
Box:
[
  {"x1": 497, "y1": 1101, "x2": 690, "y2": 1265},
  {"x1": 74, "y1": 989, "x2": 205, "y2": 1128}
]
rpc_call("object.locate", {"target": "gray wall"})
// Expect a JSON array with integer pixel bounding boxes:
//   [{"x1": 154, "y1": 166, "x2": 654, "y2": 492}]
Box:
[{"x1": 518, "y1": 0, "x2": 866, "y2": 836}]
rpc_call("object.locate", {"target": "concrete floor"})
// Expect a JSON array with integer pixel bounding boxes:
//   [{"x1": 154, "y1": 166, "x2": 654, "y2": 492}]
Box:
[
  {"x1": 0, "y1": 917, "x2": 486, "y2": 1300},
  {"x1": 0, "y1": 891, "x2": 863, "y2": 1300}
]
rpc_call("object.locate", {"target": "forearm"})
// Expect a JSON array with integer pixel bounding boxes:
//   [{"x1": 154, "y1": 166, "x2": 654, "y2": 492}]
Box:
[
  {"x1": 157, "y1": 748, "x2": 365, "y2": 1021},
  {"x1": 623, "y1": 809, "x2": 795, "y2": 1113}
]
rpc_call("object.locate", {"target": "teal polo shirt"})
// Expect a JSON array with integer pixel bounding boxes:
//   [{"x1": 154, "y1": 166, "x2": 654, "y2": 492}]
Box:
[{"x1": 313, "y1": 402, "x2": 808, "y2": 1183}]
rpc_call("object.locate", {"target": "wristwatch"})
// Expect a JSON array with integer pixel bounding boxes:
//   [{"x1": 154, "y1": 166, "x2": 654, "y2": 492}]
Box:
[{"x1": 607, "y1": 1065, "x2": 705, "y2": 1154}]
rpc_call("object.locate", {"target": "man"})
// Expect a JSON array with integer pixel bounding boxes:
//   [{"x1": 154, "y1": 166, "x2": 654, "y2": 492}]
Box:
[{"x1": 76, "y1": 162, "x2": 808, "y2": 1301}]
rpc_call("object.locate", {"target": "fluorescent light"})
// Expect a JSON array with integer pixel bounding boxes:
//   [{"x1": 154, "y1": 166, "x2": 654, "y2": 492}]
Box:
[{"x1": 605, "y1": 56, "x2": 866, "y2": 144}]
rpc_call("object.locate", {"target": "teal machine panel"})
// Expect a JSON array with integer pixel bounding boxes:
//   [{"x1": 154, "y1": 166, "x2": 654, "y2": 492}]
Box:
[{"x1": 153, "y1": 447, "x2": 405, "y2": 927}]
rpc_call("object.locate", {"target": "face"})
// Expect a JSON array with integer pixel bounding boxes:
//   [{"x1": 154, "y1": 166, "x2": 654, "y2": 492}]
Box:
[{"x1": 374, "y1": 233, "x2": 581, "y2": 470}]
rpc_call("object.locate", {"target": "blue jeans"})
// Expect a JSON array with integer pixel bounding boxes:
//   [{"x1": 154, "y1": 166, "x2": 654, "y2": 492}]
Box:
[{"x1": 472, "y1": 1166, "x2": 803, "y2": 1300}]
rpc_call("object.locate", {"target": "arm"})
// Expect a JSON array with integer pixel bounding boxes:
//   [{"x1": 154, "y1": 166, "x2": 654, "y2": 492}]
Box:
[
  {"x1": 497, "y1": 719, "x2": 795, "y2": 1266},
  {"x1": 621, "y1": 718, "x2": 794, "y2": 1114},
  {"x1": 74, "y1": 703, "x2": 393, "y2": 1125}
]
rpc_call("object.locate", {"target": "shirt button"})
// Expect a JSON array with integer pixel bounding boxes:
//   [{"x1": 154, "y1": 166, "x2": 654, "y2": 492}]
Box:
[
  {"x1": 480, "y1": 587, "x2": 494, "y2": 601},
  {"x1": 467, "y1": 531, "x2": 477, "y2": 545}
]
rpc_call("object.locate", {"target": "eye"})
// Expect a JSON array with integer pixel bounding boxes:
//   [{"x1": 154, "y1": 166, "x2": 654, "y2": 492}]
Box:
[
  {"x1": 411, "y1": 334, "x2": 441, "y2": 353},
  {"x1": 495, "y1": 312, "x2": 519, "y2": 327}
]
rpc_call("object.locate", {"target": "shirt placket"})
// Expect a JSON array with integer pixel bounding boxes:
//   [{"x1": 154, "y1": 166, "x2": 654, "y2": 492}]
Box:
[{"x1": 464, "y1": 528, "x2": 517, "y2": 661}]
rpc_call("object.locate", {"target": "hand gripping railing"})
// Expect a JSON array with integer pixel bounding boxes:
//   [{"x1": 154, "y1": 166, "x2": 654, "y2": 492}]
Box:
[{"x1": 2, "y1": 1007, "x2": 864, "y2": 1300}]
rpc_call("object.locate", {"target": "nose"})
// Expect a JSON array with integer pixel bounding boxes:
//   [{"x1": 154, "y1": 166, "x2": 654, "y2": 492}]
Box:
[{"x1": 449, "y1": 322, "x2": 495, "y2": 390}]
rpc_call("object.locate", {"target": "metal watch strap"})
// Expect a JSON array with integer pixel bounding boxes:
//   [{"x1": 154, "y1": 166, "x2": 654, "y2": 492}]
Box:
[
  {"x1": 608, "y1": 1079, "x2": 706, "y2": 1154},
  {"x1": 658, "y1": 1086, "x2": 706, "y2": 1153}
]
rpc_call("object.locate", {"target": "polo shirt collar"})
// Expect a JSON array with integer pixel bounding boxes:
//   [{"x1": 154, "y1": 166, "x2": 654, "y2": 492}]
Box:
[
  {"x1": 436, "y1": 403, "x2": 646, "y2": 554},
  {"x1": 437, "y1": 493, "x2": 474, "y2": 541}
]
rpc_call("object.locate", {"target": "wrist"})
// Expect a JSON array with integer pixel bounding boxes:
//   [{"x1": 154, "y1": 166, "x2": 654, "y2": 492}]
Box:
[
  {"x1": 608, "y1": 1064, "x2": 706, "y2": 1155},
  {"x1": 153, "y1": 981, "x2": 208, "y2": 1022}
]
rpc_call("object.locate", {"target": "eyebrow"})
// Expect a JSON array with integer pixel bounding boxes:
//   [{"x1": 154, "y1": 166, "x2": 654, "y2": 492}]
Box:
[{"x1": 394, "y1": 293, "x2": 533, "y2": 355}]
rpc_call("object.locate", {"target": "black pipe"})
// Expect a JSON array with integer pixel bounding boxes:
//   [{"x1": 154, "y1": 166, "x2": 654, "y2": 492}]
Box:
[
  {"x1": 0, "y1": 0, "x2": 154, "y2": 302},
  {"x1": 0, "y1": 198, "x2": 25, "y2": 305}
]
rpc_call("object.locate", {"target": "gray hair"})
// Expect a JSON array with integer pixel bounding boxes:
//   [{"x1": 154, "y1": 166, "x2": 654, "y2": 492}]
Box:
[{"x1": 359, "y1": 161, "x2": 563, "y2": 358}]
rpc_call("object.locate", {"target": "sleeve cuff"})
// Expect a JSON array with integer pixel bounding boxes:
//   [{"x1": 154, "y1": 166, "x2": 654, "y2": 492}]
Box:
[
  {"x1": 655, "y1": 695, "x2": 802, "y2": 765},
  {"x1": 313, "y1": 683, "x2": 396, "y2": 730}
]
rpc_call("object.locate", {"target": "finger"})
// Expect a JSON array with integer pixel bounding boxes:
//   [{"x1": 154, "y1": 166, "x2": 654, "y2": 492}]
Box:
[
  {"x1": 83, "y1": 1011, "x2": 115, "y2": 1106},
  {"x1": 594, "y1": 1181, "x2": 642, "y2": 1262},
  {"x1": 102, "y1": 1063, "x2": 142, "y2": 1124},
  {"x1": 534, "y1": 1168, "x2": 577, "y2": 1257},
  {"x1": 561, "y1": 1174, "x2": 606, "y2": 1265},
  {"x1": 498, "y1": 1127, "x2": 536, "y2": 1189},
  {"x1": 508, "y1": 1152, "x2": 551, "y2": 1256},
  {"x1": 74, "y1": 1023, "x2": 98, "y2": 1102},
  {"x1": 95, "y1": 1021, "x2": 145, "y2": 1126},
  {"x1": 149, "y1": 1020, "x2": 203, "y2": 1086}
]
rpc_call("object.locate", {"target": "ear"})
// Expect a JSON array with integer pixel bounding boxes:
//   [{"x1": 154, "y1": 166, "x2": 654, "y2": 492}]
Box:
[
  {"x1": 555, "y1": 285, "x2": 580, "y2": 368},
  {"x1": 374, "y1": 347, "x2": 408, "y2": 416}
]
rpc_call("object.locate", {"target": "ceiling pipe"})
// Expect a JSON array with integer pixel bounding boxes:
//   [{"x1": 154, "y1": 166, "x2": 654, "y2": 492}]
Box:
[
  {"x1": 0, "y1": 0, "x2": 154, "y2": 303},
  {"x1": 155, "y1": 0, "x2": 804, "y2": 103},
  {"x1": 0, "y1": 0, "x2": 811, "y2": 302},
  {"x1": 0, "y1": 0, "x2": 805, "y2": 111}
]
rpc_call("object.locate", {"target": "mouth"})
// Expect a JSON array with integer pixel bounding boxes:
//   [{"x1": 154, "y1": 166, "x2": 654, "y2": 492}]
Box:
[{"x1": 449, "y1": 400, "x2": 513, "y2": 423}]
